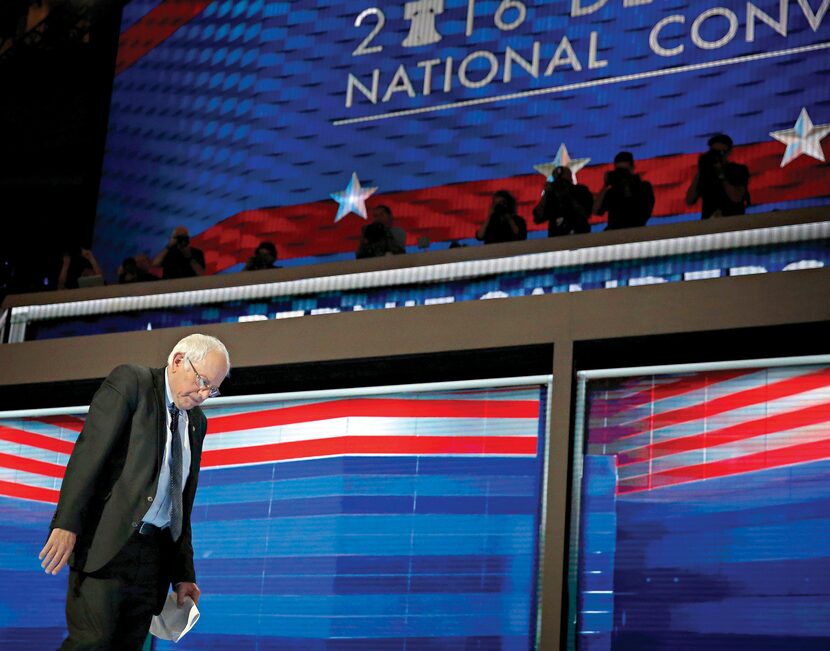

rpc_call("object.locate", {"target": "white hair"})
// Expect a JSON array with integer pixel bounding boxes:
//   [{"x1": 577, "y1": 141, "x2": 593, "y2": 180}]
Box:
[{"x1": 167, "y1": 334, "x2": 231, "y2": 374}]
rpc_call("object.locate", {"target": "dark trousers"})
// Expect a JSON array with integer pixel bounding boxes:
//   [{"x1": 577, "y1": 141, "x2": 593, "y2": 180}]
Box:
[{"x1": 59, "y1": 528, "x2": 172, "y2": 651}]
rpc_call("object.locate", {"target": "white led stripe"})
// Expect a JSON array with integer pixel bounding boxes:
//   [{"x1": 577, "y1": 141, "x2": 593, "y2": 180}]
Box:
[
  {"x1": 202, "y1": 416, "x2": 538, "y2": 452},
  {"x1": 0, "y1": 467, "x2": 63, "y2": 490},
  {"x1": 10, "y1": 221, "x2": 829, "y2": 323},
  {"x1": 0, "y1": 440, "x2": 71, "y2": 465}
]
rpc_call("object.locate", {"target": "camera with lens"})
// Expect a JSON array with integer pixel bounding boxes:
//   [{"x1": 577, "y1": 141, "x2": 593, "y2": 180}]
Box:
[
  {"x1": 175, "y1": 234, "x2": 190, "y2": 247},
  {"x1": 698, "y1": 149, "x2": 728, "y2": 187},
  {"x1": 491, "y1": 203, "x2": 511, "y2": 221},
  {"x1": 699, "y1": 148, "x2": 727, "y2": 170},
  {"x1": 605, "y1": 168, "x2": 632, "y2": 187},
  {"x1": 363, "y1": 221, "x2": 390, "y2": 243},
  {"x1": 552, "y1": 166, "x2": 568, "y2": 181}
]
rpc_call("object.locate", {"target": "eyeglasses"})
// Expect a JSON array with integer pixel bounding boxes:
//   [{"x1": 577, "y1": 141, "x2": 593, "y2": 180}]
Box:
[{"x1": 187, "y1": 358, "x2": 221, "y2": 398}]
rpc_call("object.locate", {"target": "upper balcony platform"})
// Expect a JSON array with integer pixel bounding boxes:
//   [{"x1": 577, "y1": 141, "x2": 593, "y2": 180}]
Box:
[{"x1": 2, "y1": 206, "x2": 828, "y2": 344}]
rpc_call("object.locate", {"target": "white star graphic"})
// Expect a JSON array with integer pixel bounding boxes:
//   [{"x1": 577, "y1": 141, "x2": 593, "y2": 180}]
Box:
[
  {"x1": 533, "y1": 143, "x2": 591, "y2": 183},
  {"x1": 770, "y1": 108, "x2": 830, "y2": 167},
  {"x1": 330, "y1": 172, "x2": 377, "y2": 222}
]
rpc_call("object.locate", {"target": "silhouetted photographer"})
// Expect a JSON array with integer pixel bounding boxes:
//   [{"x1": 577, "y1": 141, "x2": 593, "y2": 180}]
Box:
[
  {"x1": 153, "y1": 226, "x2": 206, "y2": 279},
  {"x1": 686, "y1": 134, "x2": 750, "y2": 219},
  {"x1": 244, "y1": 241, "x2": 280, "y2": 270},
  {"x1": 476, "y1": 190, "x2": 527, "y2": 245},
  {"x1": 593, "y1": 152, "x2": 655, "y2": 230},
  {"x1": 533, "y1": 166, "x2": 592, "y2": 237},
  {"x1": 356, "y1": 206, "x2": 407, "y2": 259}
]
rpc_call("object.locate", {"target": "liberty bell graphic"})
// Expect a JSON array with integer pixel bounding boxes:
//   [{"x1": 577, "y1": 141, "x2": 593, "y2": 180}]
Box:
[{"x1": 402, "y1": 0, "x2": 444, "y2": 47}]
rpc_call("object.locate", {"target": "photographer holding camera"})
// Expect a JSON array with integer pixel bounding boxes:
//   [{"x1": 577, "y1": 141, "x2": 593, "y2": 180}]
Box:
[
  {"x1": 476, "y1": 190, "x2": 527, "y2": 245},
  {"x1": 532, "y1": 166, "x2": 592, "y2": 237},
  {"x1": 593, "y1": 152, "x2": 655, "y2": 230},
  {"x1": 356, "y1": 205, "x2": 407, "y2": 259},
  {"x1": 244, "y1": 241, "x2": 280, "y2": 270},
  {"x1": 153, "y1": 226, "x2": 206, "y2": 279},
  {"x1": 686, "y1": 134, "x2": 750, "y2": 219}
]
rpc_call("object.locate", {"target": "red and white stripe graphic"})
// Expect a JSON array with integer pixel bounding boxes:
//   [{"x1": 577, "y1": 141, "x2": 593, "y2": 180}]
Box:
[
  {"x1": 0, "y1": 394, "x2": 540, "y2": 504},
  {"x1": 0, "y1": 416, "x2": 82, "y2": 504},
  {"x1": 587, "y1": 365, "x2": 830, "y2": 495}
]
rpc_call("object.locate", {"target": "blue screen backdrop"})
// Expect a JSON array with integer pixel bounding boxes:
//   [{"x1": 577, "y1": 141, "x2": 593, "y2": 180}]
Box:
[{"x1": 91, "y1": 0, "x2": 830, "y2": 276}]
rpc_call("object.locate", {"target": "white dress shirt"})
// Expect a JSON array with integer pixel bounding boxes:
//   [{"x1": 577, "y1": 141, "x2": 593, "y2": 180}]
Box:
[{"x1": 143, "y1": 370, "x2": 192, "y2": 528}]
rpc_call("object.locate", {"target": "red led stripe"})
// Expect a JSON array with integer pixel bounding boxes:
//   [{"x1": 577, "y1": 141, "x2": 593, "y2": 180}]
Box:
[
  {"x1": 619, "y1": 435, "x2": 830, "y2": 494},
  {"x1": 0, "y1": 426, "x2": 74, "y2": 455},
  {"x1": 0, "y1": 480, "x2": 59, "y2": 504},
  {"x1": 0, "y1": 452, "x2": 65, "y2": 478},
  {"x1": 208, "y1": 398, "x2": 540, "y2": 435},
  {"x1": 202, "y1": 435, "x2": 538, "y2": 468},
  {"x1": 0, "y1": 435, "x2": 537, "y2": 501},
  {"x1": 29, "y1": 416, "x2": 84, "y2": 433},
  {"x1": 115, "y1": 0, "x2": 211, "y2": 75}
]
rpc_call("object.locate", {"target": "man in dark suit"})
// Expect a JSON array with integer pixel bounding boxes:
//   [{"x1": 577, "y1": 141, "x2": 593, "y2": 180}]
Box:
[{"x1": 38, "y1": 333, "x2": 231, "y2": 650}]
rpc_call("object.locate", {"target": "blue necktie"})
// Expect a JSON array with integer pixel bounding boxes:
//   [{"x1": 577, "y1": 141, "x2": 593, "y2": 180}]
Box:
[{"x1": 168, "y1": 403, "x2": 183, "y2": 541}]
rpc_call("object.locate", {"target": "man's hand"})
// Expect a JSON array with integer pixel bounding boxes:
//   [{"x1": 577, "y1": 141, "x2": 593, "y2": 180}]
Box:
[
  {"x1": 39, "y1": 528, "x2": 76, "y2": 575},
  {"x1": 175, "y1": 581, "x2": 200, "y2": 607}
]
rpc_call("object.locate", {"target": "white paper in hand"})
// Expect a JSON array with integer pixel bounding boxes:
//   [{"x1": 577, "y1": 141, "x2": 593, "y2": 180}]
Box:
[{"x1": 150, "y1": 592, "x2": 200, "y2": 642}]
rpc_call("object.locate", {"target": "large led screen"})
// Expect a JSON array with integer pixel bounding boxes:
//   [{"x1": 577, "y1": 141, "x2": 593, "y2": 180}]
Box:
[
  {"x1": 573, "y1": 360, "x2": 830, "y2": 650},
  {"x1": 0, "y1": 380, "x2": 548, "y2": 649},
  {"x1": 93, "y1": 0, "x2": 830, "y2": 278}
]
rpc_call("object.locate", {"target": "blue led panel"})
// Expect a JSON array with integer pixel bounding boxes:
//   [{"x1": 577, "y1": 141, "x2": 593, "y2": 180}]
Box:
[
  {"x1": 575, "y1": 362, "x2": 830, "y2": 650},
  {"x1": 0, "y1": 382, "x2": 548, "y2": 649}
]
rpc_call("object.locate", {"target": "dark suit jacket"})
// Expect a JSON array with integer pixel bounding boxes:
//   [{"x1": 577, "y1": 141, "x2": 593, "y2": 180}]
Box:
[{"x1": 51, "y1": 365, "x2": 207, "y2": 593}]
